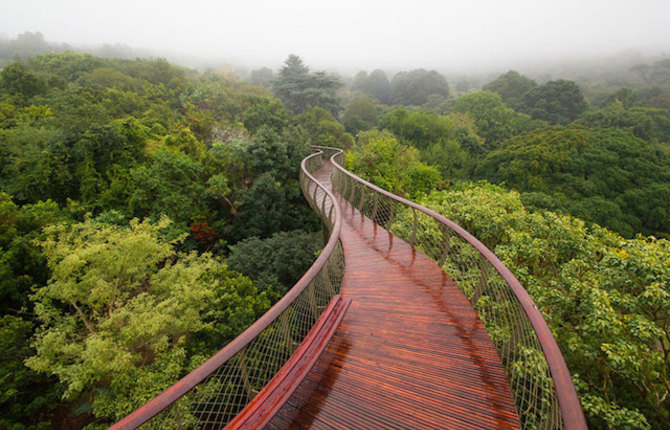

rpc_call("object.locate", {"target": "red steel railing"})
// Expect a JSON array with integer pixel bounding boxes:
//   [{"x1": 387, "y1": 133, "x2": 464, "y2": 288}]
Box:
[
  {"x1": 322, "y1": 145, "x2": 587, "y2": 430},
  {"x1": 111, "y1": 150, "x2": 344, "y2": 429}
]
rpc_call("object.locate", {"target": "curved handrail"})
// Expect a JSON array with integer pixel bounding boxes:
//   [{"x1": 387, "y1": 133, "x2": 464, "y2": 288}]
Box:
[
  {"x1": 112, "y1": 150, "x2": 343, "y2": 429},
  {"x1": 325, "y1": 146, "x2": 586, "y2": 430}
]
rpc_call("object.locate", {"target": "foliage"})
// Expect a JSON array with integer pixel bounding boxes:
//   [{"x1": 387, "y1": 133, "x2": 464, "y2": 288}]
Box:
[
  {"x1": 342, "y1": 93, "x2": 383, "y2": 136},
  {"x1": 26, "y1": 217, "x2": 268, "y2": 423},
  {"x1": 519, "y1": 79, "x2": 589, "y2": 125},
  {"x1": 272, "y1": 54, "x2": 342, "y2": 116},
  {"x1": 0, "y1": 52, "x2": 321, "y2": 427},
  {"x1": 296, "y1": 106, "x2": 354, "y2": 149},
  {"x1": 227, "y1": 230, "x2": 321, "y2": 298},
  {"x1": 399, "y1": 183, "x2": 669, "y2": 429},
  {"x1": 129, "y1": 147, "x2": 207, "y2": 227},
  {"x1": 351, "y1": 69, "x2": 391, "y2": 104},
  {"x1": 345, "y1": 130, "x2": 440, "y2": 197},
  {"x1": 483, "y1": 70, "x2": 537, "y2": 111},
  {"x1": 380, "y1": 108, "x2": 483, "y2": 180},
  {"x1": 390, "y1": 69, "x2": 449, "y2": 106},
  {"x1": 0, "y1": 193, "x2": 64, "y2": 312},
  {"x1": 577, "y1": 101, "x2": 670, "y2": 144},
  {"x1": 1, "y1": 315, "x2": 61, "y2": 429},
  {"x1": 443, "y1": 90, "x2": 545, "y2": 148},
  {"x1": 0, "y1": 195, "x2": 66, "y2": 429},
  {"x1": 0, "y1": 61, "x2": 46, "y2": 100},
  {"x1": 477, "y1": 126, "x2": 670, "y2": 237},
  {"x1": 0, "y1": 125, "x2": 73, "y2": 204},
  {"x1": 382, "y1": 107, "x2": 452, "y2": 150}
]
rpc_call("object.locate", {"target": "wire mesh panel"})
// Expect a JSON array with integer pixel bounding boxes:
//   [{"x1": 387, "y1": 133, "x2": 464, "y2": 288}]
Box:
[
  {"x1": 327, "y1": 147, "x2": 585, "y2": 430},
  {"x1": 113, "y1": 150, "x2": 344, "y2": 429}
]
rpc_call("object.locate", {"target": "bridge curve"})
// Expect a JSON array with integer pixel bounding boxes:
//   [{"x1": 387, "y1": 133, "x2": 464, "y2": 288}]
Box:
[
  {"x1": 113, "y1": 147, "x2": 587, "y2": 429},
  {"x1": 268, "y1": 158, "x2": 520, "y2": 429}
]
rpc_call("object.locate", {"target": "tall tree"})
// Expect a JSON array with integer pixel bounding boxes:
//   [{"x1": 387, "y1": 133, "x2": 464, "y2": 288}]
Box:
[{"x1": 272, "y1": 54, "x2": 342, "y2": 116}]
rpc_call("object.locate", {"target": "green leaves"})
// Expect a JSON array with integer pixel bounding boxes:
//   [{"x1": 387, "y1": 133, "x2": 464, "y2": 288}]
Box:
[
  {"x1": 443, "y1": 90, "x2": 543, "y2": 147},
  {"x1": 477, "y1": 126, "x2": 670, "y2": 237},
  {"x1": 395, "y1": 184, "x2": 670, "y2": 428},
  {"x1": 272, "y1": 55, "x2": 342, "y2": 116},
  {"x1": 519, "y1": 79, "x2": 589, "y2": 125},
  {"x1": 27, "y1": 216, "x2": 267, "y2": 421},
  {"x1": 346, "y1": 130, "x2": 440, "y2": 197}
]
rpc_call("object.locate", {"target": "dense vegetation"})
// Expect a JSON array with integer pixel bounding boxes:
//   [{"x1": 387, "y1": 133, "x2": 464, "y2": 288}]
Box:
[
  {"x1": 339, "y1": 65, "x2": 670, "y2": 429},
  {"x1": 2, "y1": 38, "x2": 670, "y2": 429},
  {"x1": 0, "y1": 52, "x2": 326, "y2": 428}
]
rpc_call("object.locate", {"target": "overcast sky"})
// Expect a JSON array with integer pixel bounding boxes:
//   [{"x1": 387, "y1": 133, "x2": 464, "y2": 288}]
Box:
[{"x1": 1, "y1": 0, "x2": 669, "y2": 72}]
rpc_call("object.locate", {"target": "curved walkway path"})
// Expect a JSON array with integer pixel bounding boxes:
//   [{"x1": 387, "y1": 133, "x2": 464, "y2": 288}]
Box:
[{"x1": 267, "y1": 161, "x2": 520, "y2": 429}]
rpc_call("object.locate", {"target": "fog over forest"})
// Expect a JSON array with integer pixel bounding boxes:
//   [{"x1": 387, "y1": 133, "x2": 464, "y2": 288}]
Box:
[{"x1": 1, "y1": 0, "x2": 669, "y2": 74}]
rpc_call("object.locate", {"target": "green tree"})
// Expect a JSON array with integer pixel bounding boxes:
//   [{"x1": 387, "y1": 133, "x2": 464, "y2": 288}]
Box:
[
  {"x1": 227, "y1": 230, "x2": 321, "y2": 298},
  {"x1": 272, "y1": 54, "x2": 342, "y2": 116},
  {"x1": 520, "y1": 79, "x2": 588, "y2": 124},
  {"x1": 342, "y1": 93, "x2": 382, "y2": 135},
  {"x1": 297, "y1": 106, "x2": 354, "y2": 148},
  {"x1": 346, "y1": 130, "x2": 440, "y2": 196},
  {"x1": 1, "y1": 314, "x2": 61, "y2": 429},
  {"x1": 577, "y1": 101, "x2": 670, "y2": 143},
  {"x1": 129, "y1": 147, "x2": 207, "y2": 227},
  {"x1": 477, "y1": 126, "x2": 670, "y2": 237},
  {"x1": 483, "y1": 70, "x2": 537, "y2": 111},
  {"x1": 26, "y1": 217, "x2": 268, "y2": 423},
  {"x1": 443, "y1": 91, "x2": 544, "y2": 148},
  {"x1": 390, "y1": 69, "x2": 450, "y2": 106},
  {"x1": 0, "y1": 61, "x2": 46, "y2": 101},
  {"x1": 223, "y1": 126, "x2": 315, "y2": 241},
  {"x1": 351, "y1": 69, "x2": 391, "y2": 104},
  {"x1": 0, "y1": 125, "x2": 73, "y2": 204},
  {"x1": 383, "y1": 107, "x2": 451, "y2": 150}
]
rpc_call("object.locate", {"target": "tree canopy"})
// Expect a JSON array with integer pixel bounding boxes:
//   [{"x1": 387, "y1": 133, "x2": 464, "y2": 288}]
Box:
[
  {"x1": 519, "y1": 79, "x2": 589, "y2": 124},
  {"x1": 390, "y1": 69, "x2": 450, "y2": 107},
  {"x1": 351, "y1": 69, "x2": 392, "y2": 104},
  {"x1": 272, "y1": 54, "x2": 342, "y2": 117},
  {"x1": 0, "y1": 53, "x2": 321, "y2": 428},
  {"x1": 482, "y1": 70, "x2": 537, "y2": 111},
  {"x1": 27, "y1": 217, "x2": 268, "y2": 423},
  {"x1": 476, "y1": 126, "x2": 670, "y2": 237}
]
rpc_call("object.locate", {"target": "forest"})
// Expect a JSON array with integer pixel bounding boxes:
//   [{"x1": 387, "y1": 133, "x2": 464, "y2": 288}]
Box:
[{"x1": 1, "y1": 35, "x2": 670, "y2": 429}]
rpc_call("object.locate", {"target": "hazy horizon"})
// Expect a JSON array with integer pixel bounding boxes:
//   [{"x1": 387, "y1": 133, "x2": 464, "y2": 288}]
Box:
[{"x1": 2, "y1": 0, "x2": 670, "y2": 75}]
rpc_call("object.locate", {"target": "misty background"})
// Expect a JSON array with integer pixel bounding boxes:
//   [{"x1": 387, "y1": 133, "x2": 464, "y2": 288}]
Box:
[{"x1": 1, "y1": 0, "x2": 669, "y2": 79}]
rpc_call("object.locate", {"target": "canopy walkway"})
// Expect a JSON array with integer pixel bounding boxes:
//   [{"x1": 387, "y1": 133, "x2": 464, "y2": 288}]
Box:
[{"x1": 112, "y1": 147, "x2": 587, "y2": 429}]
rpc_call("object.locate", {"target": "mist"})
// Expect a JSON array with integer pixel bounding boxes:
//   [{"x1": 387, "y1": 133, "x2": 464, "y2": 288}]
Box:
[{"x1": 1, "y1": 0, "x2": 669, "y2": 75}]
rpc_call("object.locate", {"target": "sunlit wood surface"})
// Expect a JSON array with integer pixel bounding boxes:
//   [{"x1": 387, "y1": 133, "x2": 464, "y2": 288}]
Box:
[{"x1": 266, "y1": 162, "x2": 520, "y2": 429}]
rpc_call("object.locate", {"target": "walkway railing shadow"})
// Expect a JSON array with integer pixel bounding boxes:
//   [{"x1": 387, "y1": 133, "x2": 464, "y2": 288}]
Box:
[
  {"x1": 320, "y1": 145, "x2": 586, "y2": 430},
  {"x1": 111, "y1": 150, "x2": 344, "y2": 429}
]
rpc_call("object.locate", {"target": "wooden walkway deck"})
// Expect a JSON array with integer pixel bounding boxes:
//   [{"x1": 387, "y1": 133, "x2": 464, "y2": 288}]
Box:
[{"x1": 268, "y1": 162, "x2": 520, "y2": 429}]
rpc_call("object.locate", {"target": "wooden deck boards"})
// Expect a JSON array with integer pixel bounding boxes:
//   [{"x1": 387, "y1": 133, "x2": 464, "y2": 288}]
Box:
[{"x1": 269, "y1": 162, "x2": 520, "y2": 429}]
